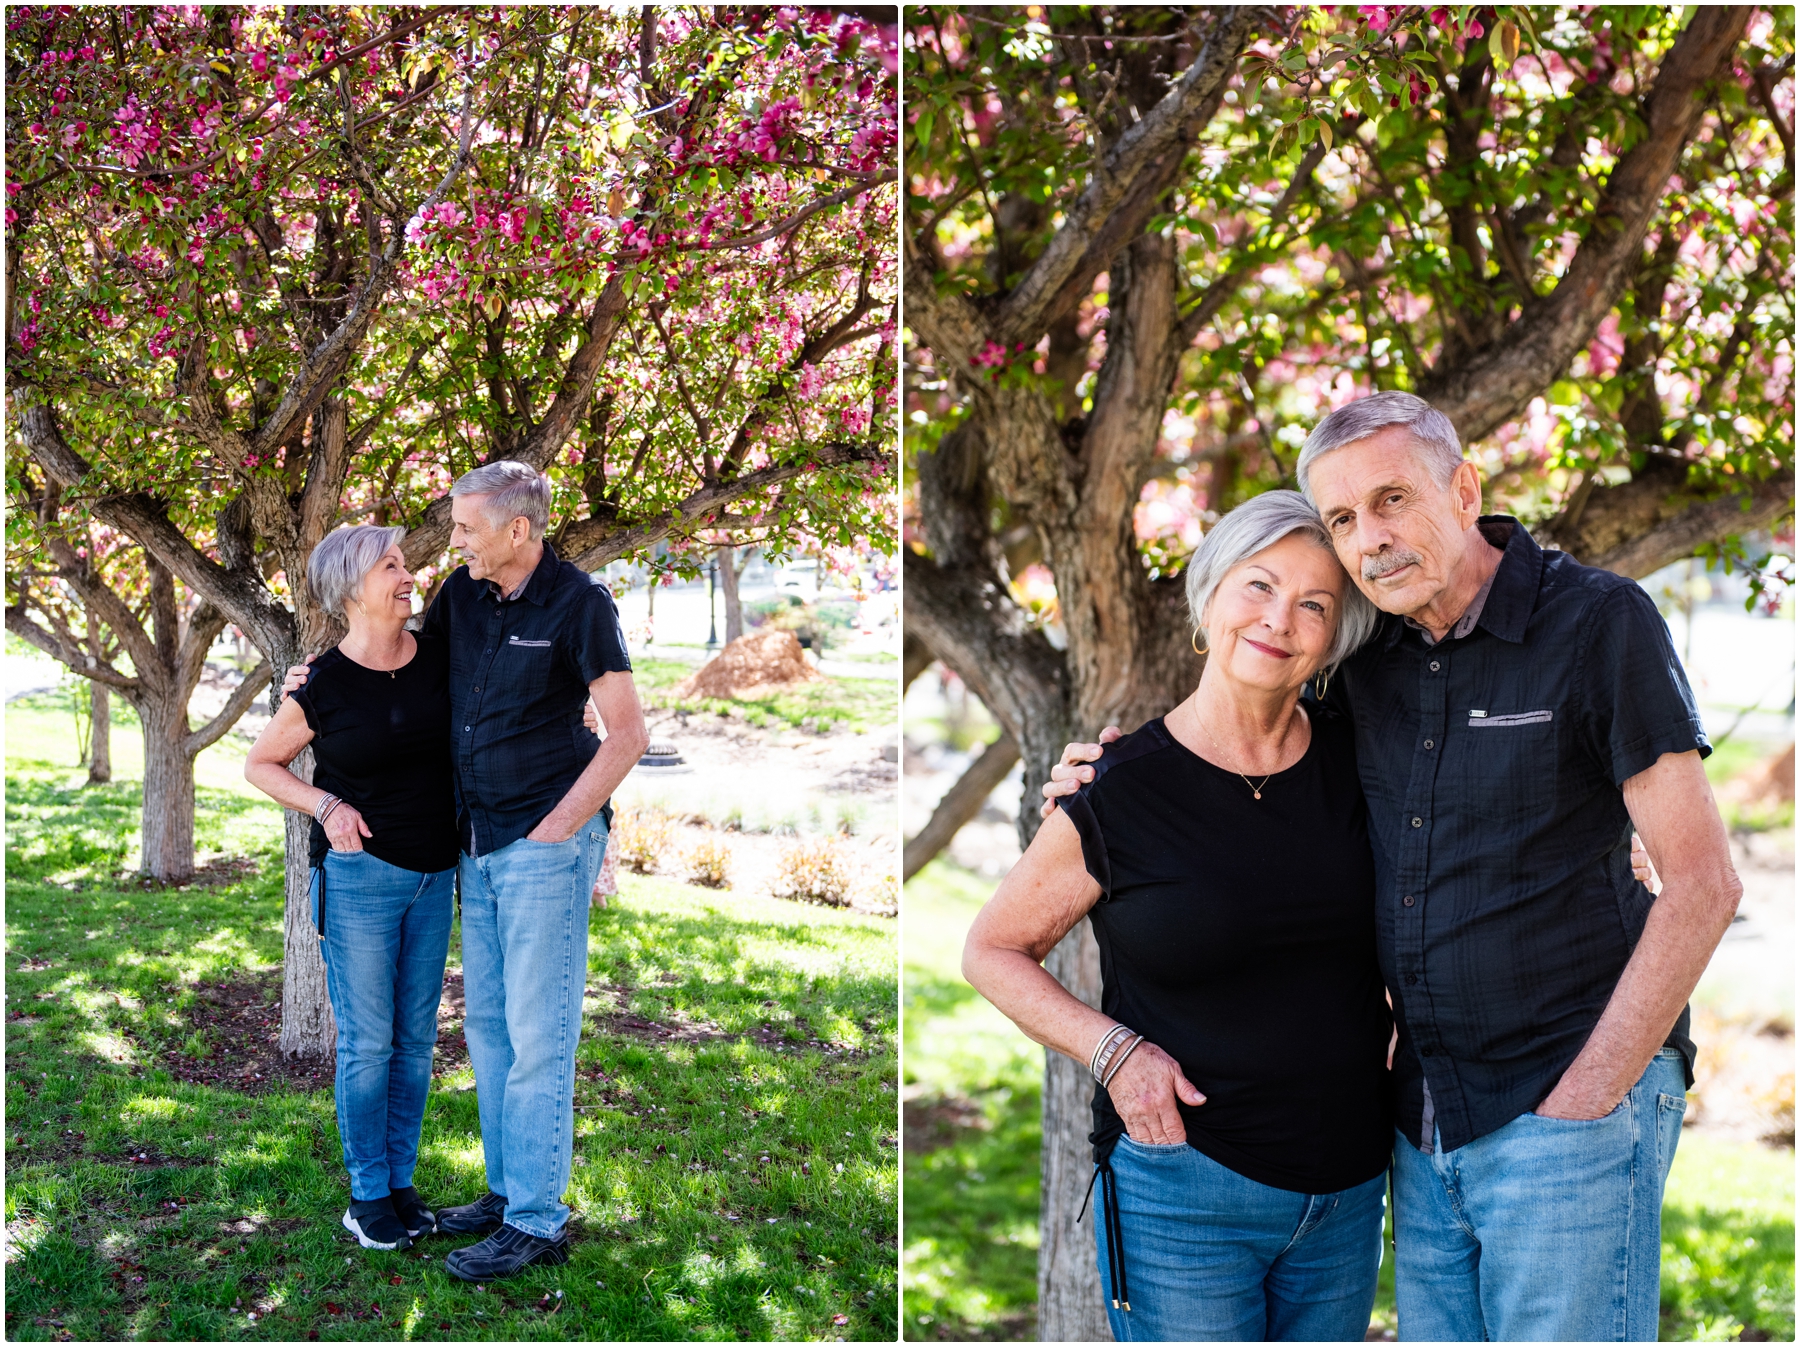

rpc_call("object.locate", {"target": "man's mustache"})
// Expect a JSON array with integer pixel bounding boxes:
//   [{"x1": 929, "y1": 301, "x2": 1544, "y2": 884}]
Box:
[{"x1": 1363, "y1": 549, "x2": 1423, "y2": 581}]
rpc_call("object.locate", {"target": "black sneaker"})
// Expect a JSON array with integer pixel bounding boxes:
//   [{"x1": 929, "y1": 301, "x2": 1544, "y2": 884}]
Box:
[
  {"x1": 443, "y1": 1223, "x2": 570, "y2": 1282},
  {"x1": 435, "y1": 1189, "x2": 508, "y2": 1236},
  {"x1": 342, "y1": 1197, "x2": 412, "y2": 1251},
  {"x1": 390, "y1": 1186, "x2": 435, "y2": 1239}
]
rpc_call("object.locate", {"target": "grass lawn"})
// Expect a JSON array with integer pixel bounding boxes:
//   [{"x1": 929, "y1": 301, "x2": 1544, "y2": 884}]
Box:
[
  {"x1": 631, "y1": 659, "x2": 896, "y2": 735},
  {"x1": 901, "y1": 859, "x2": 1795, "y2": 1343},
  {"x1": 4, "y1": 695, "x2": 898, "y2": 1341}
]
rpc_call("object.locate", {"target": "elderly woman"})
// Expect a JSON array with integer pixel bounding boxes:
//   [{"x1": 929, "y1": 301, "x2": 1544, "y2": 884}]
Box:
[
  {"x1": 962, "y1": 491, "x2": 1393, "y2": 1341},
  {"x1": 245, "y1": 524, "x2": 457, "y2": 1253}
]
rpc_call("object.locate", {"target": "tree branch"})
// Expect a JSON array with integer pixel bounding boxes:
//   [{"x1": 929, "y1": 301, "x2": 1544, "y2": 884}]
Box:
[
  {"x1": 993, "y1": 7, "x2": 1264, "y2": 348},
  {"x1": 184, "y1": 659, "x2": 273, "y2": 757},
  {"x1": 1419, "y1": 7, "x2": 1753, "y2": 440},
  {"x1": 903, "y1": 729, "x2": 1021, "y2": 880},
  {"x1": 557, "y1": 440, "x2": 890, "y2": 570},
  {"x1": 3, "y1": 605, "x2": 141, "y2": 693}
]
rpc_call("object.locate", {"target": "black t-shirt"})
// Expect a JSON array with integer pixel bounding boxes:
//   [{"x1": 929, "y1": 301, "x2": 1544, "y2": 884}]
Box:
[
  {"x1": 289, "y1": 634, "x2": 459, "y2": 873},
  {"x1": 1058, "y1": 706, "x2": 1394, "y2": 1194}
]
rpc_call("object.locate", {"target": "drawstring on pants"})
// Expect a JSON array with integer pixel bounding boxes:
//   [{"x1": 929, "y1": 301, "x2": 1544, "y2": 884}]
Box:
[{"x1": 1078, "y1": 1157, "x2": 1131, "y2": 1312}]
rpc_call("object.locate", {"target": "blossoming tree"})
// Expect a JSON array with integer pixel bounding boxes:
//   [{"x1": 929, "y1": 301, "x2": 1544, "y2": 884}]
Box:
[
  {"x1": 7, "y1": 4, "x2": 897, "y2": 1057},
  {"x1": 902, "y1": 5, "x2": 1791, "y2": 1335}
]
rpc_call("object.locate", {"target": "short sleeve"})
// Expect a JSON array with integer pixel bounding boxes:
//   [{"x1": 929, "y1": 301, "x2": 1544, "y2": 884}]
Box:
[
  {"x1": 566, "y1": 579, "x2": 634, "y2": 682},
  {"x1": 288, "y1": 680, "x2": 323, "y2": 736},
  {"x1": 1579, "y1": 583, "x2": 1711, "y2": 786},
  {"x1": 1056, "y1": 785, "x2": 1113, "y2": 902}
]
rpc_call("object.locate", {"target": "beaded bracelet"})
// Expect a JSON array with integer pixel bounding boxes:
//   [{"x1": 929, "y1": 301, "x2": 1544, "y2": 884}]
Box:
[
  {"x1": 1089, "y1": 1024, "x2": 1129, "y2": 1079},
  {"x1": 312, "y1": 792, "x2": 339, "y2": 822},
  {"x1": 1100, "y1": 1035, "x2": 1145, "y2": 1089},
  {"x1": 316, "y1": 795, "x2": 345, "y2": 827}
]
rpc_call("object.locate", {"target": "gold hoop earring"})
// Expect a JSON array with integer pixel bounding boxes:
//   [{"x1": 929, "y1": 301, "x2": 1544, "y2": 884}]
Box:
[
  {"x1": 1192, "y1": 627, "x2": 1209, "y2": 656},
  {"x1": 1314, "y1": 669, "x2": 1331, "y2": 701}
]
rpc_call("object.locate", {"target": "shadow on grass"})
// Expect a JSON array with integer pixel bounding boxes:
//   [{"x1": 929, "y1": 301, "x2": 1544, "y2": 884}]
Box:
[{"x1": 6, "y1": 760, "x2": 897, "y2": 1340}]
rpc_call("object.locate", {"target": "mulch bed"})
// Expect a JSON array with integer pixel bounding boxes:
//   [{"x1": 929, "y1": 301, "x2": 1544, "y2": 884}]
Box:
[{"x1": 161, "y1": 970, "x2": 333, "y2": 1095}]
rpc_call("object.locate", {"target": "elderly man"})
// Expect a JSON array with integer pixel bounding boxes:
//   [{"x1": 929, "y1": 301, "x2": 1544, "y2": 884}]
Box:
[
  {"x1": 1050, "y1": 391, "x2": 1740, "y2": 1341},
  {"x1": 286, "y1": 460, "x2": 649, "y2": 1281}
]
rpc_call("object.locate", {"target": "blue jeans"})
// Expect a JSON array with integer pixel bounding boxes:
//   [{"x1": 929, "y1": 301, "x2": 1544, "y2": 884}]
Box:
[
  {"x1": 312, "y1": 851, "x2": 455, "y2": 1202},
  {"x1": 1094, "y1": 1135, "x2": 1388, "y2": 1341},
  {"x1": 458, "y1": 817, "x2": 609, "y2": 1238},
  {"x1": 1393, "y1": 1047, "x2": 1688, "y2": 1341}
]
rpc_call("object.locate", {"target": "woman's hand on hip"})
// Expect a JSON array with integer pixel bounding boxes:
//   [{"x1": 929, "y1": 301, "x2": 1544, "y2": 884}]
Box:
[
  {"x1": 1037, "y1": 726, "x2": 1124, "y2": 820},
  {"x1": 325, "y1": 803, "x2": 373, "y2": 852},
  {"x1": 1106, "y1": 1040, "x2": 1206, "y2": 1145}
]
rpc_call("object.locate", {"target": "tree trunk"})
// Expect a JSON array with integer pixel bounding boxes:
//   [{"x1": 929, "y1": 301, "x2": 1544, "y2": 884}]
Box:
[
  {"x1": 88, "y1": 683, "x2": 111, "y2": 785},
  {"x1": 277, "y1": 744, "x2": 337, "y2": 1060},
  {"x1": 1039, "y1": 922, "x2": 1110, "y2": 1343},
  {"x1": 902, "y1": 729, "x2": 1020, "y2": 880},
  {"x1": 137, "y1": 700, "x2": 196, "y2": 882},
  {"x1": 719, "y1": 544, "x2": 745, "y2": 644}
]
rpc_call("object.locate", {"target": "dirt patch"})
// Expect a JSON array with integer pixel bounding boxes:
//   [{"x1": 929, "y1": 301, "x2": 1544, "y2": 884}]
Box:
[
  {"x1": 433, "y1": 971, "x2": 469, "y2": 1076},
  {"x1": 902, "y1": 1093, "x2": 992, "y2": 1154},
  {"x1": 160, "y1": 970, "x2": 333, "y2": 1095},
  {"x1": 585, "y1": 983, "x2": 873, "y2": 1060},
  {"x1": 672, "y1": 629, "x2": 822, "y2": 700}
]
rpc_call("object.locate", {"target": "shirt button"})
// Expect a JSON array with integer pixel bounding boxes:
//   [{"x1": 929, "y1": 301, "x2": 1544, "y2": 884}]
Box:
[
  {"x1": 1429, "y1": 660, "x2": 1440, "y2": 671},
  {"x1": 1423, "y1": 739, "x2": 1434, "y2": 750},
  {"x1": 464, "y1": 726, "x2": 471, "y2": 732},
  {"x1": 1402, "y1": 895, "x2": 1415, "y2": 907},
  {"x1": 1412, "y1": 817, "x2": 1422, "y2": 828},
  {"x1": 1406, "y1": 973, "x2": 1419, "y2": 985},
  {"x1": 1421, "y1": 1047, "x2": 1434, "y2": 1057}
]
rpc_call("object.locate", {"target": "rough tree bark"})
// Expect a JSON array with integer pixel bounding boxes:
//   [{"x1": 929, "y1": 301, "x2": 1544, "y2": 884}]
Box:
[
  {"x1": 717, "y1": 543, "x2": 752, "y2": 644},
  {"x1": 6, "y1": 542, "x2": 273, "y2": 882},
  {"x1": 87, "y1": 608, "x2": 112, "y2": 785},
  {"x1": 903, "y1": 8, "x2": 1760, "y2": 1339}
]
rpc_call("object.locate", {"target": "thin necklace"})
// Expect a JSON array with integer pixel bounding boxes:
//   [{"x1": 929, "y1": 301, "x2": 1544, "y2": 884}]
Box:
[
  {"x1": 344, "y1": 633, "x2": 406, "y2": 678},
  {"x1": 1189, "y1": 700, "x2": 1283, "y2": 800}
]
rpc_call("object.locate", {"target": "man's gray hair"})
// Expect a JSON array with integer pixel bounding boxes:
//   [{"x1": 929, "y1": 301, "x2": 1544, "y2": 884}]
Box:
[
  {"x1": 307, "y1": 524, "x2": 406, "y2": 616},
  {"x1": 451, "y1": 460, "x2": 552, "y2": 540},
  {"x1": 1295, "y1": 391, "x2": 1465, "y2": 505},
  {"x1": 1185, "y1": 490, "x2": 1378, "y2": 676}
]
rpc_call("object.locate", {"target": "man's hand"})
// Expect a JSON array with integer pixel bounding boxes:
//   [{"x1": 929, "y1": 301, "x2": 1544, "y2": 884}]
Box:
[
  {"x1": 1630, "y1": 832, "x2": 1659, "y2": 893},
  {"x1": 1104, "y1": 1040, "x2": 1207, "y2": 1145},
  {"x1": 582, "y1": 698, "x2": 600, "y2": 736},
  {"x1": 325, "y1": 802, "x2": 373, "y2": 852},
  {"x1": 1037, "y1": 726, "x2": 1124, "y2": 820},
  {"x1": 526, "y1": 817, "x2": 578, "y2": 844},
  {"x1": 280, "y1": 654, "x2": 317, "y2": 696}
]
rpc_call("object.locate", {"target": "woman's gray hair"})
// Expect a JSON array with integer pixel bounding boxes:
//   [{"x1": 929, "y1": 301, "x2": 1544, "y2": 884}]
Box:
[
  {"x1": 451, "y1": 460, "x2": 551, "y2": 540},
  {"x1": 307, "y1": 524, "x2": 406, "y2": 617},
  {"x1": 1184, "y1": 490, "x2": 1378, "y2": 676},
  {"x1": 1295, "y1": 390, "x2": 1465, "y2": 505}
]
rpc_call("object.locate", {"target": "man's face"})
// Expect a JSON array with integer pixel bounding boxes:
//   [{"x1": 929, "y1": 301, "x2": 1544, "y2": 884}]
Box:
[
  {"x1": 1308, "y1": 426, "x2": 1481, "y2": 617},
  {"x1": 449, "y1": 495, "x2": 522, "y2": 582}
]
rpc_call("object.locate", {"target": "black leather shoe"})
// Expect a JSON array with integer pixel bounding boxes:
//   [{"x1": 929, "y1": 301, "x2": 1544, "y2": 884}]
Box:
[
  {"x1": 443, "y1": 1224, "x2": 570, "y2": 1282},
  {"x1": 390, "y1": 1186, "x2": 435, "y2": 1239},
  {"x1": 435, "y1": 1190, "x2": 508, "y2": 1236},
  {"x1": 342, "y1": 1197, "x2": 412, "y2": 1251}
]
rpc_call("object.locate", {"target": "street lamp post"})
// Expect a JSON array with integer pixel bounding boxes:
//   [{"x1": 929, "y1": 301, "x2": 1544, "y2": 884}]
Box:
[{"x1": 707, "y1": 559, "x2": 719, "y2": 650}]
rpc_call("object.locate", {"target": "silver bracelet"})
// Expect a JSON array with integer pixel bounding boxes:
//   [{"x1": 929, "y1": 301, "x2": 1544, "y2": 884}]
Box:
[
  {"x1": 1090, "y1": 1025, "x2": 1136, "y2": 1084},
  {"x1": 318, "y1": 797, "x2": 346, "y2": 826},
  {"x1": 312, "y1": 793, "x2": 339, "y2": 822},
  {"x1": 1088, "y1": 1025, "x2": 1121, "y2": 1078},
  {"x1": 1100, "y1": 1035, "x2": 1145, "y2": 1090}
]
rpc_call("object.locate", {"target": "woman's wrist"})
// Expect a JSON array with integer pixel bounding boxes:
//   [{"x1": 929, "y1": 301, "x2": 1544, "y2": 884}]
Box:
[{"x1": 1090, "y1": 1023, "x2": 1140, "y2": 1084}]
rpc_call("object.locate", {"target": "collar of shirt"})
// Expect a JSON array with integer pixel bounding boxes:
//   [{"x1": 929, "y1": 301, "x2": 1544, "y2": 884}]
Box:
[
  {"x1": 1384, "y1": 516, "x2": 1540, "y2": 650},
  {"x1": 484, "y1": 542, "x2": 562, "y2": 605}
]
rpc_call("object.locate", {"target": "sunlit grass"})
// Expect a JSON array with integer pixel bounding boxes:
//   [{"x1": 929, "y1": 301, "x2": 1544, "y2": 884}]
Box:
[
  {"x1": 632, "y1": 657, "x2": 897, "y2": 734},
  {"x1": 900, "y1": 859, "x2": 1795, "y2": 1343},
  {"x1": 5, "y1": 697, "x2": 898, "y2": 1341}
]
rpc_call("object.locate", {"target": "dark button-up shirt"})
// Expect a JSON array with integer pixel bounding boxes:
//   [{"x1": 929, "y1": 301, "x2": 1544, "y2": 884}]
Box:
[
  {"x1": 421, "y1": 542, "x2": 633, "y2": 855},
  {"x1": 1332, "y1": 517, "x2": 1708, "y2": 1152}
]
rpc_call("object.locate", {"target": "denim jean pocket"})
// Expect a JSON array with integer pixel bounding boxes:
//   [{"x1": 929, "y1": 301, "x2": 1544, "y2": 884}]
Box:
[
  {"x1": 1117, "y1": 1133, "x2": 1188, "y2": 1151},
  {"x1": 1520, "y1": 1095, "x2": 1629, "y2": 1126}
]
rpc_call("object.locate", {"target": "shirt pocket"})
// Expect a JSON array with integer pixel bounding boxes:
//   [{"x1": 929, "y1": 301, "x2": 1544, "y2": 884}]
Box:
[
  {"x1": 1460, "y1": 708, "x2": 1561, "y2": 825},
  {"x1": 499, "y1": 633, "x2": 558, "y2": 703}
]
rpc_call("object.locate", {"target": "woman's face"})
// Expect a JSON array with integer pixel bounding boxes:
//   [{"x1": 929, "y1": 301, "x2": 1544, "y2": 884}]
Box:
[
  {"x1": 1202, "y1": 533, "x2": 1346, "y2": 696},
  {"x1": 352, "y1": 545, "x2": 415, "y2": 621}
]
